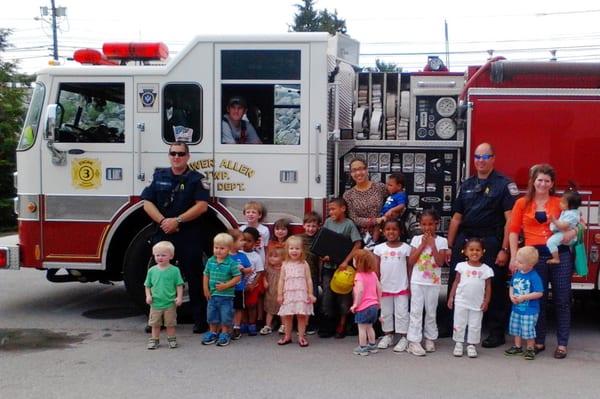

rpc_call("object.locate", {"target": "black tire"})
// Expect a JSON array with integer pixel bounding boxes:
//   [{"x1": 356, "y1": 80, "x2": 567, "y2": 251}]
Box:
[{"x1": 123, "y1": 223, "x2": 155, "y2": 310}]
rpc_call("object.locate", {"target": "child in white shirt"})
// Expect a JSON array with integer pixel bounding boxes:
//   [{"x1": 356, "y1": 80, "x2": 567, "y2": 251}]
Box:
[
  {"x1": 407, "y1": 209, "x2": 448, "y2": 356},
  {"x1": 447, "y1": 238, "x2": 494, "y2": 358},
  {"x1": 240, "y1": 201, "x2": 270, "y2": 262},
  {"x1": 373, "y1": 219, "x2": 412, "y2": 352}
]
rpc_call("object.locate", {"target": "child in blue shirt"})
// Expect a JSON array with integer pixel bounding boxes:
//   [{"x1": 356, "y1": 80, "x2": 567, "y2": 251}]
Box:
[
  {"x1": 373, "y1": 173, "x2": 406, "y2": 243},
  {"x1": 504, "y1": 246, "x2": 544, "y2": 360},
  {"x1": 228, "y1": 229, "x2": 252, "y2": 340}
]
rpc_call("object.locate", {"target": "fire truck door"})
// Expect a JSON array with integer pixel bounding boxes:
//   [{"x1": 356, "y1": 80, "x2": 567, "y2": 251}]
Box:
[{"x1": 40, "y1": 77, "x2": 133, "y2": 263}]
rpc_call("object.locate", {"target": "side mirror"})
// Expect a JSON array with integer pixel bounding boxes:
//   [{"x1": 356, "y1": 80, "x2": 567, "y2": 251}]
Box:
[{"x1": 45, "y1": 104, "x2": 58, "y2": 140}]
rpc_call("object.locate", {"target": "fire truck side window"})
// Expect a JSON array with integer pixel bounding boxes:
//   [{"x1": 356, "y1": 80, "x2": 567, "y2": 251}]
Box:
[
  {"x1": 162, "y1": 84, "x2": 202, "y2": 144},
  {"x1": 221, "y1": 50, "x2": 302, "y2": 145},
  {"x1": 55, "y1": 83, "x2": 125, "y2": 143}
]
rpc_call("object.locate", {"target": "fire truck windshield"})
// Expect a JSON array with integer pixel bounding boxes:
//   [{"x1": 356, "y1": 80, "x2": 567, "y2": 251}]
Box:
[{"x1": 55, "y1": 82, "x2": 125, "y2": 143}]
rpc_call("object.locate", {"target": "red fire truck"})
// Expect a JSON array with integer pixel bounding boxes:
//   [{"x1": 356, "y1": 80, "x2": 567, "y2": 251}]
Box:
[{"x1": 1, "y1": 33, "x2": 598, "y2": 311}]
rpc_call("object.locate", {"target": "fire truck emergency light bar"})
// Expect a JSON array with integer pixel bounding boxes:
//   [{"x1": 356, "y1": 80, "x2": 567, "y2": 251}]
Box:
[
  {"x1": 103, "y1": 42, "x2": 168, "y2": 61},
  {"x1": 73, "y1": 42, "x2": 169, "y2": 65}
]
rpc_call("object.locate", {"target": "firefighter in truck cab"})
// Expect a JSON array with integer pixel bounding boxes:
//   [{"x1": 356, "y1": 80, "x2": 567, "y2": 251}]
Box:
[{"x1": 141, "y1": 142, "x2": 210, "y2": 334}]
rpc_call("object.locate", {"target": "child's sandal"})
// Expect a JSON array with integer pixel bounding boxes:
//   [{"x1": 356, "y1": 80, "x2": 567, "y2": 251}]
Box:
[{"x1": 298, "y1": 337, "x2": 309, "y2": 347}]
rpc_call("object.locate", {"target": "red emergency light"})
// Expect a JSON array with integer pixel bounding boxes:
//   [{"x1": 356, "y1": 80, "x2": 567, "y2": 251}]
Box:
[
  {"x1": 102, "y1": 42, "x2": 169, "y2": 61},
  {"x1": 73, "y1": 48, "x2": 118, "y2": 65}
]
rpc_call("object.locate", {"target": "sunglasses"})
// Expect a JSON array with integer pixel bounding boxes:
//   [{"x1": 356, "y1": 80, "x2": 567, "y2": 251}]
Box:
[
  {"x1": 169, "y1": 151, "x2": 188, "y2": 157},
  {"x1": 474, "y1": 154, "x2": 494, "y2": 161}
]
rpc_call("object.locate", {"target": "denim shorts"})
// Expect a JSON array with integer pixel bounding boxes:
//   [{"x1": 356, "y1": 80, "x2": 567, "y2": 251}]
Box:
[
  {"x1": 354, "y1": 305, "x2": 379, "y2": 324},
  {"x1": 207, "y1": 295, "x2": 234, "y2": 326}
]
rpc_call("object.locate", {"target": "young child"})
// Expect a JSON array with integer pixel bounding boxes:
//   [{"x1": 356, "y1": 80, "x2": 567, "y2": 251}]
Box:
[
  {"x1": 241, "y1": 227, "x2": 265, "y2": 336},
  {"x1": 260, "y1": 246, "x2": 285, "y2": 335},
  {"x1": 407, "y1": 208, "x2": 448, "y2": 356},
  {"x1": 228, "y1": 229, "x2": 252, "y2": 340},
  {"x1": 547, "y1": 190, "x2": 581, "y2": 264},
  {"x1": 144, "y1": 241, "x2": 184, "y2": 350},
  {"x1": 373, "y1": 219, "x2": 412, "y2": 352},
  {"x1": 447, "y1": 238, "x2": 494, "y2": 358},
  {"x1": 300, "y1": 211, "x2": 322, "y2": 335},
  {"x1": 240, "y1": 201, "x2": 270, "y2": 262},
  {"x1": 350, "y1": 249, "x2": 382, "y2": 356},
  {"x1": 268, "y1": 218, "x2": 291, "y2": 254},
  {"x1": 319, "y1": 198, "x2": 362, "y2": 339},
  {"x1": 373, "y1": 173, "x2": 407, "y2": 243},
  {"x1": 504, "y1": 246, "x2": 544, "y2": 360},
  {"x1": 277, "y1": 235, "x2": 316, "y2": 347},
  {"x1": 202, "y1": 233, "x2": 242, "y2": 347}
]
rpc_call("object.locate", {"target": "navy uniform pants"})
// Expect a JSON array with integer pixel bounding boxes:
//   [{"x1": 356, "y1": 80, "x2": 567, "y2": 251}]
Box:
[
  {"x1": 447, "y1": 233, "x2": 509, "y2": 339},
  {"x1": 167, "y1": 232, "x2": 206, "y2": 328}
]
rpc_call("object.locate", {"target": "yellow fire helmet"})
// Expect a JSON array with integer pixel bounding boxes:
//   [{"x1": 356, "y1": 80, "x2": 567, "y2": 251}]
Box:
[{"x1": 330, "y1": 266, "x2": 356, "y2": 295}]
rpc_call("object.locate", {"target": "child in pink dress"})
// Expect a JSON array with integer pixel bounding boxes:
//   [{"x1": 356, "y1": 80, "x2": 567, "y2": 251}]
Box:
[{"x1": 277, "y1": 235, "x2": 316, "y2": 347}]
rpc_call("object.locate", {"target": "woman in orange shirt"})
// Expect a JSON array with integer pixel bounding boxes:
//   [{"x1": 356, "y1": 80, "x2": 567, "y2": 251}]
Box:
[{"x1": 508, "y1": 164, "x2": 575, "y2": 359}]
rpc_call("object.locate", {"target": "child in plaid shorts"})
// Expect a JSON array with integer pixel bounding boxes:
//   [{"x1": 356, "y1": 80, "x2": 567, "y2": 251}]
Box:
[{"x1": 504, "y1": 246, "x2": 544, "y2": 360}]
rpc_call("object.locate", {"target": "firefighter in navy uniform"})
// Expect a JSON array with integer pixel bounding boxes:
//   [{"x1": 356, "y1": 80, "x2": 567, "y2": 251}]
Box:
[
  {"x1": 141, "y1": 142, "x2": 210, "y2": 334},
  {"x1": 446, "y1": 142, "x2": 519, "y2": 348}
]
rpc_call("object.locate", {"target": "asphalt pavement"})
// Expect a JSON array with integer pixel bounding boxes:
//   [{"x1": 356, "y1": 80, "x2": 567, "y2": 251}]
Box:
[{"x1": 1, "y1": 235, "x2": 600, "y2": 399}]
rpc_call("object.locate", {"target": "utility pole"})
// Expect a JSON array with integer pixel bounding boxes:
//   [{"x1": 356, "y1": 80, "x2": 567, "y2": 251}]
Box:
[
  {"x1": 38, "y1": 2, "x2": 66, "y2": 62},
  {"x1": 51, "y1": 0, "x2": 58, "y2": 61}
]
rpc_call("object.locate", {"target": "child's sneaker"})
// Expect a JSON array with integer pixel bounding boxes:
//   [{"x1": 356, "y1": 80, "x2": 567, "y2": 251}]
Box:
[
  {"x1": 240, "y1": 324, "x2": 249, "y2": 334},
  {"x1": 201, "y1": 331, "x2": 218, "y2": 345},
  {"x1": 466, "y1": 344, "x2": 478, "y2": 358},
  {"x1": 306, "y1": 325, "x2": 317, "y2": 335},
  {"x1": 278, "y1": 325, "x2": 286, "y2": 335},
  {"x1": 367, "y1": 343, "x2": 379, "y2": 354},
  {"x1": 259, "y1": 325, "x2": 273, "y2": 335},
  {"x1": 504, "y1": 346, "x2": 523, "y2": 356},
  {"x1": 248, "y1": 324, "x2": 258, "y2": 336},
  {"x1": 453, "y1": 342, "x2": 464, "y2": 357},
  {"x1": 377, "y1": 334, "x2": 393, "y2": 349},
  {"x1": 353, "y1": 346, "x2": 369, "y2": 356},
  {"x1": 167, "y1": 336, "x2": 177, "y2": 349},
  {"x1": 424, "y1": 339, "x2": 436, "y2": 352},
  {"x1": 231, "y1": 327, "x2": 242, "y2": 340},
  {"x1": 407, "y1": 342, "x2": 426, "y2": 356},
  {"x1": 147, "y1": 338, "x2": 159, "y2": 350},
  {"x1": 523, "y1": 348, "x2": 536, "y2": 360},
  {"x1": 216, "y1": 332, "x2": 231, "y2": 346},
  {"x1": 393, "y1": 336, "x2": 409, "y2": 353}
]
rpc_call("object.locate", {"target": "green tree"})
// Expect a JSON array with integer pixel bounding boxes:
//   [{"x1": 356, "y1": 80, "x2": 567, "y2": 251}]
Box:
[
  {"x1": 375, "y1": 59, "x2": 402, "y2": 72},
  {"x1": 291, "y1": 0, "x2": 347, "y2": 34},
  {"x1": 0, "y1": 29, "x2": 28, "y2": 231}
]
